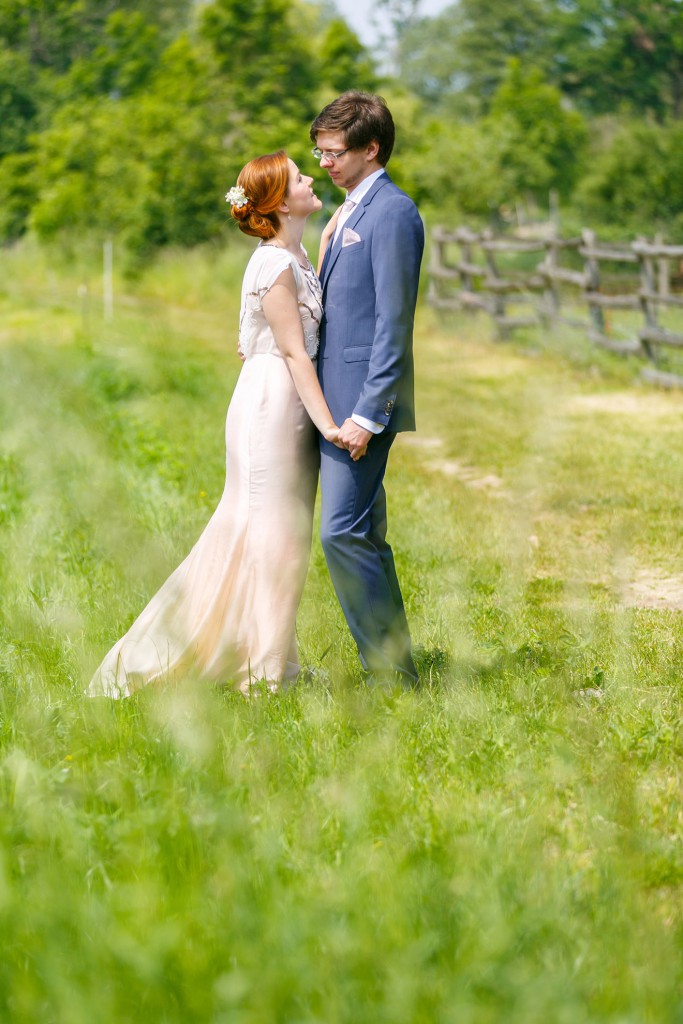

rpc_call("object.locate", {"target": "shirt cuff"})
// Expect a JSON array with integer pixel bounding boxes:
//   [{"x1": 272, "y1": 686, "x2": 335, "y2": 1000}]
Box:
[{"x1": 352, "y1": 414, "x2": 385, "y2": 434}]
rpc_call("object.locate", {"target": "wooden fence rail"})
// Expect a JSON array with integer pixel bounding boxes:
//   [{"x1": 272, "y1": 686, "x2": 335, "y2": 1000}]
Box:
[{"x1": 428, "y1": 227, "x2": 683, "y2": 387}]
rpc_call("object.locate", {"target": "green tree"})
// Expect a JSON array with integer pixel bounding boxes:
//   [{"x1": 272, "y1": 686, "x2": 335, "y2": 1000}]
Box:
[
  {"x1": 407, "y1": 116, "x2": 514, "y2": 219},
  {"x1": 375, "y1": 0, "x2": 422, "y2": 41},
  {"x1": 489, "y1": 61, "x2": 587, "y2": 200},
  {"x1": 577, "y1": 118, "x2": 683, "y2": 231},
  {"x1": 0, "y1": 150, "x2": 38, "y2": 240},
  {"x1": 393, "y1": 8, "x2": 465, "y2": 107},
  {"x1": 0, "y1": 0, "x2": 192, "y2": 72},
  {"x1": 551, "y1": 0, "x2": 683, "y2": 119},
  {"x1": 23, "y1": 30, "x2": 232, "y2": 263},
  {"x1": 26, "y1": 95, "x2": 229, "y2": 259},
  {"x1": 200, "y1": 0, "x2": 318, "y2": 121},
  {"x1": 0, "y1": 46, "x2": 47, "y2": 157},
  {"x1": 397, "y1": 0, "x2": 553, "y2": 112},
  {"x1": 0, "y1": 0, "x2": 381, "y2": 255},
  {"x1": 397, "y1": 0, "x2": 683, "y2": 121},
  {"x1": 318, "y1": 18, "x2": 377, "y2": 94},
  {"x1": 59, "y1": 11, "x2": 164, "y2": 101},
  {"x1": 397, "y1": 62, "x2": 586, "y2": 221}
]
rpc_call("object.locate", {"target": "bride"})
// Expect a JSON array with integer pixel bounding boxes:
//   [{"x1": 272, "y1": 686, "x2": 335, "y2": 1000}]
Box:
[{"x1": 88, "y1": 150, "x2": 343, "y2": 698}]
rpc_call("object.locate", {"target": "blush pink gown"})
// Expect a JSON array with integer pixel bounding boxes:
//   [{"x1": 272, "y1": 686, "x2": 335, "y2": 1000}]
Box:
[{"x1": 88, "y1": 244, "x2": 322, "y2": 697}]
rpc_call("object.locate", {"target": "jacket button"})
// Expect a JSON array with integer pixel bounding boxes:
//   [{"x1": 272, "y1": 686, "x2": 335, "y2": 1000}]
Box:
[{"x1": 384, "y1": 400, "x2": 394, "y2": 415}]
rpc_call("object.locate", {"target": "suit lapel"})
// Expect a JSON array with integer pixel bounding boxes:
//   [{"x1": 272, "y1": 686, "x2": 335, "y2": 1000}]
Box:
[
  {"x1": 321, "y1": 219, "x2": 351, "y2": 288},
  {"x1": 321, "y1": 172, "x2": 391, "y2": 290}
]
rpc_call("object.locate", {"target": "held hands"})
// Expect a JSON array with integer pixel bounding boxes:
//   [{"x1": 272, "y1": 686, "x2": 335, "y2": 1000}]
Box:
[
  {"x1": 323, "y1": 420, "x2": 370, "y2": 460},
  {"x1": 338, "y1": 418, "x2": 372, "y2": 461},
  {"x1": 323, "y1": 424, "x2": 345, "y2": 450}
]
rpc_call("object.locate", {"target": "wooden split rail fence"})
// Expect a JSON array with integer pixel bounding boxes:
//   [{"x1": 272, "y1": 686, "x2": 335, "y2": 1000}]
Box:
[{"x1": 428, "y1": 226, "x2": 683, "y2": 387}]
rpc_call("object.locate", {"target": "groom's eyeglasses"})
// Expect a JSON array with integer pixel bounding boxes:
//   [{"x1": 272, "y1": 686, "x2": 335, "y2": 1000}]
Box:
[{"x1": 311, "y1": 147, "x2": 350, "y2": 162}]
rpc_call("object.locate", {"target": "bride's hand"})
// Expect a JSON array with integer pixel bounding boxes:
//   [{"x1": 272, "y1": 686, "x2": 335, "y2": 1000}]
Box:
[
  {"x1": 323, "y1": 205, "x2": 342, "y2": 240},
  {"x1": 318, "y1": 205, "x2": 343, "y2": 274},
  {"x1": 323, "y1": 424, "x2": 345, "y2": 449}
]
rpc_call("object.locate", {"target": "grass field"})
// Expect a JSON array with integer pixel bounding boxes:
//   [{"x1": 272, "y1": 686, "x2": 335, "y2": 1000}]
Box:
[{"x1": 1, "y1": 238, "x2": 683, "y2": 1022}]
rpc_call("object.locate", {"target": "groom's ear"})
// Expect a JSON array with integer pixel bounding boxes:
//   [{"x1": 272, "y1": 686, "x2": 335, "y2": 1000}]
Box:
[{"x1": 366, "y1": 140, "x2": 380, "y2": 161}]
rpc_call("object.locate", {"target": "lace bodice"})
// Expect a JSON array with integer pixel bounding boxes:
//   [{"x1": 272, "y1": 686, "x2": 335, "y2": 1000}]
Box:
[{"x1": 238, "y1": 243, "x2": 323, "y2": 360}]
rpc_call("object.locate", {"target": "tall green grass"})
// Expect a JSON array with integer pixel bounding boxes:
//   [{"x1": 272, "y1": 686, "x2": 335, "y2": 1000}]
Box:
[{"x1": 1, "y1": 240, "x2": 683, "y2": 1022}]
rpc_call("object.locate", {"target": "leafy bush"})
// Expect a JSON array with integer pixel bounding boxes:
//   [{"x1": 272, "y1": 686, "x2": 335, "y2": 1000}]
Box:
[{"x1": 576, "y1": 119, "x2": 683, "y2": 234}]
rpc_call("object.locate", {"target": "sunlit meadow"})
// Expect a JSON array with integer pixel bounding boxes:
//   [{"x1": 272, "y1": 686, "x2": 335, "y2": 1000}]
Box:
[{"x1": 1, "y1": 238, "x2": 683, "y2": 1022}]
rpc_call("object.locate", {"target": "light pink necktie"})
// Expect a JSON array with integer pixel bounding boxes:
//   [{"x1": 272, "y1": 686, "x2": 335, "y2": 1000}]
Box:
[{"x1": 334, "y1": 198, "x2": 356, "y2": 241}]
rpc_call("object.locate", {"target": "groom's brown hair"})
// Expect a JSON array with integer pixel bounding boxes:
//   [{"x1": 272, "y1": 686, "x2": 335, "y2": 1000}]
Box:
[{"x1": 310, "y1": 92, "x2": 395, "y2": 166}]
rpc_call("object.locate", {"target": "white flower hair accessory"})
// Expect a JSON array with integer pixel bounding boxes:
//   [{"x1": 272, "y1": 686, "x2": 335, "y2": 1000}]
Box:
[{"x1": 226, "y1": 185, "x2": 250, "y2": 209}]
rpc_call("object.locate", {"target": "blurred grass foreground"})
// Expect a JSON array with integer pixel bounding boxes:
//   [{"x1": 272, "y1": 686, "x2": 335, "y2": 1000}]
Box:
[{"x1": 1, "y1": 240, "x2": 683, "y2": 1022}]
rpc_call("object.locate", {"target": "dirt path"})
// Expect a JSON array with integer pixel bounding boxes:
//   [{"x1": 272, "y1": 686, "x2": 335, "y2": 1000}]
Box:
[{"x1": 402, "y1": 432, "x2": 683, "y2": 611}]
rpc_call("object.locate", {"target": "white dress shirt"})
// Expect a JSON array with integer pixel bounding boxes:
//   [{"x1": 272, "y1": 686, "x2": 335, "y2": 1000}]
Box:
[{"x1": 333, "y1": 168, "x2": 385, "y2": 243}]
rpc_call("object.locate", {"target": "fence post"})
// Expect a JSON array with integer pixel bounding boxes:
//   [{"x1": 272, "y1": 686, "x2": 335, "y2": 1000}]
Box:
[
  {"x1": 637, "y1": 234, "x2": 657, "y2": 361},
  {"x1": 427, "y1": 227, "x2": 443, "y2": 307},
  {"x1": 655, "y1": 231, "x2": 669, "y2": 299},
  {"x1": 549, "y1": 189, "x2": 560, "y2": 232},
  {"x1": 427, "y1": 223, "x2": 683, "y2": 385},
  {"x1": 482, "y1": 228, "x2": 507, "y2": 336},
  {"x1": 581, "y1": 228, "x2": 605, "y2": 338},
  {"x1": 542, "y1": 234, "x2": 560, "y2": 325},
  {"x1": 458, "y1": 229, "x2": 475, "y2": 295}
]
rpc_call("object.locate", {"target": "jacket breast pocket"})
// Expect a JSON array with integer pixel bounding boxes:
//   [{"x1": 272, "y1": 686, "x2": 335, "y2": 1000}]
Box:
[
  {"x1": 344, "y1": 346, "x2": 372, "y2": 362},
  {"x1": 340, "y1": 240, "x2": 365, "y2": 254}
]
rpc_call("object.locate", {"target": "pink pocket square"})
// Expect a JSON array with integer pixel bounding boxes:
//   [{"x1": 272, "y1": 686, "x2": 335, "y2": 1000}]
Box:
[{"x1": 342, "y1": 227, "x2": 362, "y2": 247}]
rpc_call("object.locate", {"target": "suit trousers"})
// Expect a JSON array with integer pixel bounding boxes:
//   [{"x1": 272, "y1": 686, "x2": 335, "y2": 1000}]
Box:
[{"x1": 319, "y1": 431, "x2": 417, "y2": 682}]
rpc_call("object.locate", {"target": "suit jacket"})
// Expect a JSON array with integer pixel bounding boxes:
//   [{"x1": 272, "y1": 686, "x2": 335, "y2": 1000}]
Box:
[{"x1": 318, "y1": 171, "x2": 424, "y2": 433}]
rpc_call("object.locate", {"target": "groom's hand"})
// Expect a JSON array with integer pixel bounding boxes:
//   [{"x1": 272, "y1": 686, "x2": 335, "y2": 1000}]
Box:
[{"x1": 338, "y1": 419, "x2": 371, "y2": 461}]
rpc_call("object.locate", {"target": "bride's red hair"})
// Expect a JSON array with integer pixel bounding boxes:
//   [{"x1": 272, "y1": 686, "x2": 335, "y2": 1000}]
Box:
[{"x1": 231, "y1": 150, "x2": 289, "y2": 240}]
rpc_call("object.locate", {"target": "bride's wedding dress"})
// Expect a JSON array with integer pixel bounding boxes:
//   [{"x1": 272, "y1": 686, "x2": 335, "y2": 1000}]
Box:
[{"x1": 88, "y1": 244, "x2": 322, "y2": 697}]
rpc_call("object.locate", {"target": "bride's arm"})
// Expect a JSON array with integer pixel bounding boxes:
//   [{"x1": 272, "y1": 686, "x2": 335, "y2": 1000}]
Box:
[
  {"x1": 262, "y1": 270, "x2": 345, "y2": 449},
  {"x1": 317, "y1": 206, "x2": 342, "y2": 274}
]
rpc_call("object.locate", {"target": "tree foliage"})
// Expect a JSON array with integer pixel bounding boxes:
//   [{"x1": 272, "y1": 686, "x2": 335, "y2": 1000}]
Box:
[
  {"x1": 400, "y1": 63, "x2": 586, "y2": 221},
  {"x1": 0, "y1": 0, "x2": 379, "y2": 257},
  {"x1": 398, "y1": 0, "x2": 683, "y2": 121},
  {"x1": 200, "y1": 0, "x2": 320, "y2": 121},
  {"x1": 398, "y1": 0, "x2": 553, "y2": 112},
  {"x1": 0, "y1": 47, "x2": 46, "y2": 158},
  {"x1": 27, "y1": 93, "x2": 229, "y2": 258},
  {"x1": 552, "y1": 0, "x2": 683, "y2": 120},
  {"x1": 393, "y1": 0, "x2": 683, "y2": 229},
  {"x1": 0, "y1": 0, "x2": 193, "y2": 72},
  {"x1": 578, "y1": 119, "x2": 683, "y2": 232},
  {"x1": 319, "y1": 18, "x2": 377, "y2": 95},
  {"x1": 490, "y1": 61, "x2": 587, "y2": 200},
  {"x1": 58, "y1": 11, "x2": 165, "y2": 101},
  {"x1": 0, "y1": 0, "x2": 682, "y2": 254}
]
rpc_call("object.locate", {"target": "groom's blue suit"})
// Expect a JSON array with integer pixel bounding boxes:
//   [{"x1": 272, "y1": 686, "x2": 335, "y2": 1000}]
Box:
[{"x1": 318, "y1": 171, "x2": 424, "y2": 681}]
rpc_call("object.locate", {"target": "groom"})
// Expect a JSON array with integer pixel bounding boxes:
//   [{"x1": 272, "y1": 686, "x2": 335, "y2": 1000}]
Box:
[{"x1": 311, "y1": 92, "x2": 424, "y2": 685}]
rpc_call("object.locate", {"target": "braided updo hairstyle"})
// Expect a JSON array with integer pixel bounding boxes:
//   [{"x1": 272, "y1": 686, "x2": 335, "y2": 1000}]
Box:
[{"x1": 230, "y1": 150, "x2": 289, "y2": 240}]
